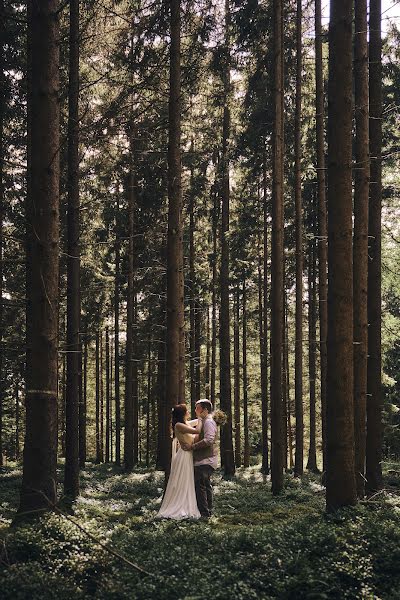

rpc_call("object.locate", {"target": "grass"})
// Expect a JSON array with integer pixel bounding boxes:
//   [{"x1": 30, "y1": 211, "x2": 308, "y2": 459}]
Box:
[{"x1": 0, "y1": 461, "x2": 399, "y2": 599}]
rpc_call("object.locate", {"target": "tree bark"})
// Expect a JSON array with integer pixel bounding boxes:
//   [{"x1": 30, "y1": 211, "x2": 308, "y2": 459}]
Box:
[
  {"x1": 366, "y1": 0, "x2": 383, "y2": 494},
  {"x1": 124, "y1": 144, "x2": 135, "y2": 471},
  {"x1": 95, "y1": 330, "x2": 101, "y2": 463},
  {"x1": 242, "y1": 277, "x2": 250, "y2": 468},
  {"x1": 100, "y1": 330, "x2": 104, "y2": 462},
  {"x1": 105, "y1": 326, "x2": 110, "y2": 462},
  {"x1": 211, "y1": 188, "x2": 218, "y2": 405},
  {"x1": 283, "y1": 289, "x2": 290, "y2": 471},
  {"x1": 146, "y1": 334, "x2": 151, "y2": 467},
  {"x1": 64, "y1": 0, "x2": 80, "y2": 499},
  {"x1": 353, "y1": 0, "x2": 370, "y2": 497},
  {"x1": 60, "y1": 351, "x2": 66, "y2": 457},
  {"x1": 189, "y1": 150, "x2": 196, "y2": 414},
  {"x1": 261, "y1": 162, "x2": 269, "y2": 474},
  {"x1": 219, "y1": 0, "x2": 235, "y2": 477},
  {"x1": 314, "y1": 0, "x2": 328, "y2": 476},
  {"x1": 15, "y1": 382, "x2": 20, "y2": 460},
  {"x1": 307, "y1": 229, "x2": 318, "y2": 472},
  {"x1": 294, "y1": 0, "x2": 303, "y2": 478},
  {"x1": 0, "y1": 0, "x2": 4, "y2": 468},
  {"x1": 165, "y1": 0, "x2": 184, "y2": 480},
  {"x1": 271, "y1": 0, "x2": 285, "y2": 495},
  {"x1": 156, "y1": 334, "x2": 167, "y2": 470},
  {"x1": 326, "y1": 0, "x2": 357, "y2": 510},
  {"x1": 110, "y1": 336, "x2": 113, "y2": 462},
  {"x1": 234, "y1": 284, "x2": 241, "y2": 467},
  {"x1": 133, "y1": 292, "x2": 139, "y2": 464},
  {"x1": 205, "y1": 305, "x2": 211, "y2": 396},
  {"x1": 18, "y1": 0, "x2": 60, "y2": 515},
  {"x1": 194, "y1": 302, "x2": 201, "y2": 402},
  {"x1": 79, "y1": 331, "x2": 87, "y2": 467},
  {"x1": 114, "y1": 200, "x2": 121, "y2": 465}
]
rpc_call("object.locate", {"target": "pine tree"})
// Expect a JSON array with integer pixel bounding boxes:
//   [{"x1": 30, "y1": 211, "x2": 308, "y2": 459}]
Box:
[
  {"x1": 18, "y1": 0, "x2": 60, "y2": 516},
  {"x1": 326, "y1": 0, "x2": 357, "y2": 510},
  {"x1": 314, "y1": 0, "x2": 328, "y2": 475},
  {"x1": 166, "y1": 0, "x2": 184, "y2": 477},
  {"x1": 219, "y1": 0, "x2": 235, "y2": 477},
  {"x1": 271, "y1": 0, "x2": 285, "y2": 495},
  {"x1": 64, "y1": 0, "x2": 80, "y2": 500},
  {"x1": 294, "y1": 0, "x2": 304, "y2": 479},
  {"x1": 353, "y1": 0, "x2": 370, "y2": 497},
  {"x1": 366, "y1": 0, "x2": 383, "y2": 494}
]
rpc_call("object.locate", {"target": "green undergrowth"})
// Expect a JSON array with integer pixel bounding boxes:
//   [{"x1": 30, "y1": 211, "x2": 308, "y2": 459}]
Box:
[{"x1": 0, "y1": 462, "x2": 399, "y2": 599}]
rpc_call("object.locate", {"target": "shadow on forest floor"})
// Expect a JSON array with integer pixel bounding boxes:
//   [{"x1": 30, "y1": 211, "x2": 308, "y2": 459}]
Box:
[{"x1": 0, "y1": 461, "x2": 399, "y2": 599}]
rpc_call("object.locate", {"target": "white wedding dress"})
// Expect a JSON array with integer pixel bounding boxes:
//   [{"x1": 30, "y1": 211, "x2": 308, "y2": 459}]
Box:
[{"x1": 157, "y1": 426, "x2": 201, "y2": 519}]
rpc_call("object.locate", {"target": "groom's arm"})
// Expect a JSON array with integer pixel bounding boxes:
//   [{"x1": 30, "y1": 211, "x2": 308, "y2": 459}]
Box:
[{"x1": 191, "y1": 419, "x2": 216, "y2": 451}]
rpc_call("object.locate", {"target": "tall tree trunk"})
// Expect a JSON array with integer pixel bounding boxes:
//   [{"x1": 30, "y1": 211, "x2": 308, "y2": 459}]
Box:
[
  {"x1": 18, "y1": 0, "x2": 60, "y2": 517},
  {"x1": 60, "y1": 351, "x2": 66, "y2": 457},
  {"x1": 205, "y1": 305, "x2": 211, "y2": 396},
  {"x1": 114, "y1": 201, "x2": 121, "y2": 465},
  {"x1": 353, "y1": 0, "x2": 369, "y2": 497},
  {"x1": 146, "y1": 334, "x2": 151, "y2": 467},
  {"x1": 326, "y1": 0, "x2": 357, "y2": 510},
  {"x1": 271, "y1": 0, "x2": 285, "y2": 495},
  {"x1": 287, "y1": 363, "x2": 294, "y2": 470},
  {"x1": 110, "y1": 336, "x2": 113, "y2": 462},
  {"x1": 307, "y1": 229, "x2": 318, "y2": 472},
  {"x1": 79, "y1": 332, "x2": 87, "y2": 467},
  {"x1": 105, "y1": 326, "x2": 110, "y2": 462},
  {"x1": 100, "y1": 330, "x2": 104, "y2": 462},
  {"x1": 366, "y1": 0, "x2": 383, "y2": 494},
  {"x1": 156, "y1": 334, "x2": 167, "y2": 470},
  {"x1": 0, "y1": 0, "x2": 4, "y2": 468},
  {"x1": 151, "y1": 350, "x2": 156, "y2": 462},
  {"x1": 64, "y1": 0, "x2": 80, "y2": 499},
  {"x1": 133, "y1": 292, "x2": 139, "y2": 464},
  {"x1": 124, "y1": 146, "x2": 135, "y2": 471},
  {"x1": 242, "y1": 276, "x2": 250, "y2": 468},
  {"x1": 234, "y1": 285, "x2": 241, "y2": 467},
  {"x1": 283, "y1": 290, "x2": 290, "y2": 471},
  {"x1": 314, "y1": 0, "x2": 328, "y2": 476},
  {"x1": 219, "y1": 0, "x2": 235, "y2": 477},
  {"x1": 15, "y1": 382, "x2": 20, "y2": 460},
  {"x1": 211, "y1": 189, "x2": 218, "y2": 405},
  {"x1": 95, "y1": 330, "x2": 101, "y2": 463},
  {"x1": 195, "y1": 302, "x2": 201, "y2": 402},
  {"x1": 165, "y1": 0, "x2": 184, "y2": 479},
  {"x1": 189, "y1": 152, "x2": 196, "y2": 414},
  {"x1": 282, "y1": 287, "x2": 289, "y2": 471},
  {"x1": 261, "y1": 161, "x2": 269, "y2": 474},
  {"x1": 294, "y1": 0, "x2": 303, "y2": 478}
]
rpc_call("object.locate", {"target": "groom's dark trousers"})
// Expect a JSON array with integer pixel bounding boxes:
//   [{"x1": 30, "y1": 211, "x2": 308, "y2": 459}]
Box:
[{"x1": 194, "y1": 465, "x2": 214, "y2": 517}]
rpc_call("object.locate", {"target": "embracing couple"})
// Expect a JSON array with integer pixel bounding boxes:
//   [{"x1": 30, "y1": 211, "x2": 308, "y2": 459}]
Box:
[{"x1": 158, "y1": 399, "x2": 218, "y2": 520}]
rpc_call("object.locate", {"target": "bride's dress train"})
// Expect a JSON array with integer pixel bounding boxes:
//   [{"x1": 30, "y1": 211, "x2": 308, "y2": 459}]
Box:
[{"x1": 158, "y1": 432, "x2": 200, "y2": 519}]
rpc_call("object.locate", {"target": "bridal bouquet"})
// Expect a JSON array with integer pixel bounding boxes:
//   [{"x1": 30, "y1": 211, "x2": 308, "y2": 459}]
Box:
[{"x1": 213, "y1": 409, "x2": 227, "y2": 426}]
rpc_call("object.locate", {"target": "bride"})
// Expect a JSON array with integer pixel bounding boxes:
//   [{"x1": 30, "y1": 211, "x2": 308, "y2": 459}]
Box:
[{"x1": 157, "y1": 403, "x2": 202, "y2": 519}]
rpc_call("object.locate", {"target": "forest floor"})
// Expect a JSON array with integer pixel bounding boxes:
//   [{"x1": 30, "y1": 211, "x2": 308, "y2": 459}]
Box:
[{"x1": 0, "y1": 461, "x2": 399, "y2": 599}]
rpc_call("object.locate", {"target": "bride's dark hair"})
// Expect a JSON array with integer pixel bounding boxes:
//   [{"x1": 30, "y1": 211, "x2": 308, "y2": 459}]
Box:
[{"x1": 171, "y1": 403, "x2": 187, "y2": 437}]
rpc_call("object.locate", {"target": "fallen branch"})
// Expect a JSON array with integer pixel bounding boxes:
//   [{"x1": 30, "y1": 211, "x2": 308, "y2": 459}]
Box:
[{"x1": 16, "y1": 486, "x2": 151, "y2": 577}]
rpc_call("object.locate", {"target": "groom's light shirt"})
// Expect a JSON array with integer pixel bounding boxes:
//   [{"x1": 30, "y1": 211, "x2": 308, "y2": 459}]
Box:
[{"x1": 193, "y1": 415, "x2": 218, "y2": 470}]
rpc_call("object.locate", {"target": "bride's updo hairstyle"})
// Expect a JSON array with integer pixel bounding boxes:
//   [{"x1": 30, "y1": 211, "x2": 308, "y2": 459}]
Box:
[{"x1": 171, "y1": 403, "x2": 187, "y2": 436}]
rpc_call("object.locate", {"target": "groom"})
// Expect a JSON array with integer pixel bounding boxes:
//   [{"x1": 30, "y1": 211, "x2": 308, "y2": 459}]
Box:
[{"x1": 182, "y1": 399, "x2": 217, "y2": 518}]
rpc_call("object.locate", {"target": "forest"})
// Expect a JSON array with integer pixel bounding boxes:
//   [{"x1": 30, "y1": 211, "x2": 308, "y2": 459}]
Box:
[{"x1": 0, "y1": 0, "x2": 399, "y2": 597}]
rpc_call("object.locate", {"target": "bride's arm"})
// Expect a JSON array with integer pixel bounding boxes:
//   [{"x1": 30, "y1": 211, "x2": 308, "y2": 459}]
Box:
[
  {"x1": 175, "y1": 422, "x2": 200, "y2": 435},
  {"x1": 193, "y1": 418, "x2": 202, "y2": 442}
]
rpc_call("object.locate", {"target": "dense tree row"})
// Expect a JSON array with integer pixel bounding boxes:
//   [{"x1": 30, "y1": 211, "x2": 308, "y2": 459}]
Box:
[{"x1": 0, "y1": 0, "x2": 399, "y2": 515}]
